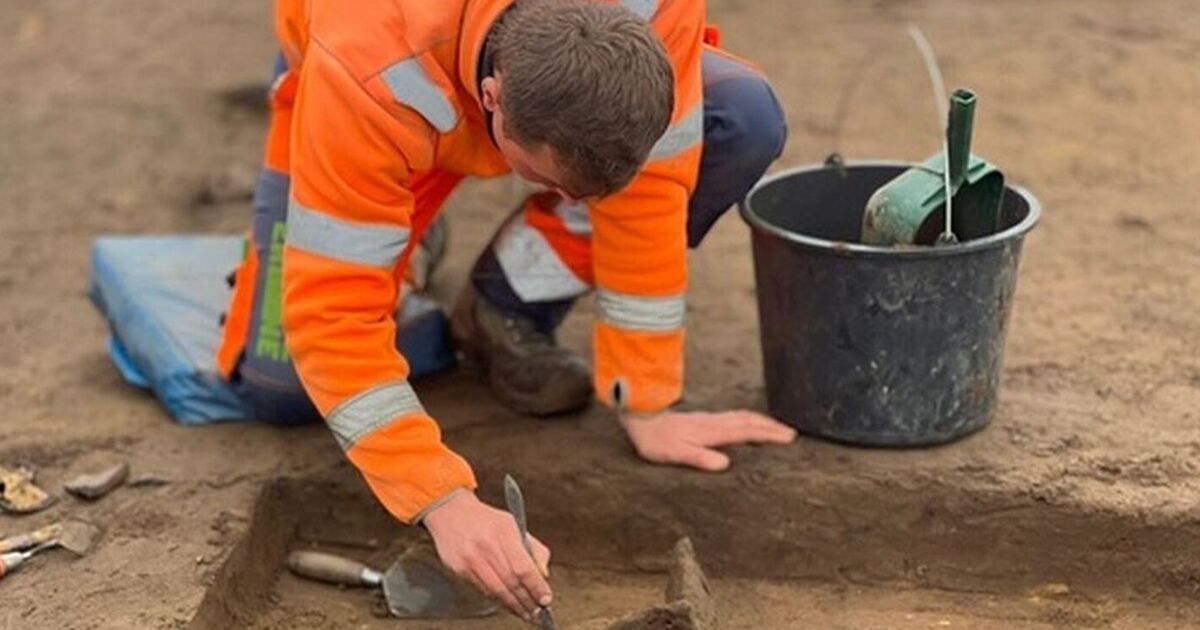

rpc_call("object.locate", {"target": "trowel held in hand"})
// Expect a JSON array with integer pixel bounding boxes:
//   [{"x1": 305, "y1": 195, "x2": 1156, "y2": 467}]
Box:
[{"x1": 861, "y1": 88, "x2": 1005, "y2": 246}]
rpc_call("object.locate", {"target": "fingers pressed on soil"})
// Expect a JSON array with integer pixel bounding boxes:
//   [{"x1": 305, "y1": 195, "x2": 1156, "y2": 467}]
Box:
[
  {"x1": 698, "y1": 421, "x2": 776, "y2": 447},
  {"x1": 681, "y1": 445, "x2": 731, "y2": 472},
  {"x1": 702, "y1": 413, "x2": 797, "y2": 446},
  {"x1": 750, "y1": 414, "x2": 799, "y2": 438},
  {"x1": 742, "y1": 423, "x2": 799, "y2": 444}
]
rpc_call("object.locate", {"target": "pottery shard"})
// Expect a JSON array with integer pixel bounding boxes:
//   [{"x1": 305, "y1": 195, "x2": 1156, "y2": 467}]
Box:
[
  {"x1": 65, "y1": 462, "x2": 130, "y2": 500},
  {"x1": 0, "y1": 465, "x2": 56, "y2": 514},
  {"x1": 579, "y1": 538, "x2": 717, "y2": 630}
]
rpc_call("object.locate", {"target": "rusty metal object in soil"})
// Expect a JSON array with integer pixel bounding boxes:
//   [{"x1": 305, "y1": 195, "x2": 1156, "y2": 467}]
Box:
[
  {"x1": 574, "y1": 538, "x2": 716, "y2": 630},
  {"x1": 0, "y1": 465, "x2": 56, "y2": 514},
  {"x1": 65, "y1": 462, "x2": 130, "y2": 500}
]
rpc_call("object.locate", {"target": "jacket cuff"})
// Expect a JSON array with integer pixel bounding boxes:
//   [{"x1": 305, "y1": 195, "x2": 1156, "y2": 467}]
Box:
[
  {"x1": 412, "y1": 487, "x2": 472, "y2": 525},
  {"x1": 345, "y1": 412, "x2": 479, "y2": 524},
  {"x1": 593, "y1": 321, "x2": 684, "y2": 413}
]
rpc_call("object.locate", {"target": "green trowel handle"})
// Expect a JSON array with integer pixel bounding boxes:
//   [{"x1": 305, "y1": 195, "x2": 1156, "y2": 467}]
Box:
[
  {"x1": 287, "y1": 550, "x2": 383, "y2": 587},
  {"x1": 947, "y1": 89, "x2": 976, "y2": 189}
]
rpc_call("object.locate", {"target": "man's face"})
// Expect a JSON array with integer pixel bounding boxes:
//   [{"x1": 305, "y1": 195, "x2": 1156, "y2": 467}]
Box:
[{"x1": 481, "y1": 74, "x2": 586, "y2": 203}]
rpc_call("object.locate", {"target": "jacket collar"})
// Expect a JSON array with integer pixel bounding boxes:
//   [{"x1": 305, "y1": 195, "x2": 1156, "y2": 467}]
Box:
[{"x1": 458, "y1": 0, "x2": 516, "y2": 110}]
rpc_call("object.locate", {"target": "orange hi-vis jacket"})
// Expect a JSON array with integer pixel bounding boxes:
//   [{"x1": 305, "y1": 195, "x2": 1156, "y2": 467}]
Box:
[{"x1": 221, "y1": 0, "x2": 706, "y2": 523}]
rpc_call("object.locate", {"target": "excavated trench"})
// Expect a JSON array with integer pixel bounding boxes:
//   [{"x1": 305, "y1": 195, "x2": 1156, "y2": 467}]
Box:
[{"x1": 188, "y1": 458, "x2": 1200, "y2": 629}]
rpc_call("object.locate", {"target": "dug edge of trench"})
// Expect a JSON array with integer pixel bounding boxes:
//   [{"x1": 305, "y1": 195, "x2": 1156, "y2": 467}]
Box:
[{"x1": 188, "y1": 419, "x2": 1200, "y2": 629}]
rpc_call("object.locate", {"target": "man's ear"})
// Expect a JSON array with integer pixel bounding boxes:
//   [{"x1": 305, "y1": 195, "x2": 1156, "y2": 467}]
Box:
[{"x1": 481, "y1": 75, "x2": 501, "y2": 112}]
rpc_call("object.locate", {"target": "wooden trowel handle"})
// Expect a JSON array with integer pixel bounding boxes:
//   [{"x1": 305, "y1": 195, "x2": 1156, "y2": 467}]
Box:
[
  {"x1": 0, "y1": 523, "x2": 62, "y2": 553},
  {"x1": 287, "y1": 550, "x2": 382, "y2": 587}
]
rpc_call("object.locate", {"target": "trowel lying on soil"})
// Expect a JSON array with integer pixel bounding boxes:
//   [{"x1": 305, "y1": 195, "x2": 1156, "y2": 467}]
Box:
[
  {"x1": 0, "y1": 520, "x2": 102, "y2": 580},
  {"x1": 0, "y1": 520, "x2": 102, "y2": 555},
  {"x1": 287, "y1": 545, "x2": 498, "y2": 619}
]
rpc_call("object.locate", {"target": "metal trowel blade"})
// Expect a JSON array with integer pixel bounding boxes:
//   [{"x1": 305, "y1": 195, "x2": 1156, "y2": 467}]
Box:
[
  {"x1": 58, "y1": 520, "x2": 101, "y2": 556},
  {"x1": 380, "y1": 546, "x2": 498, "y2": 619}
]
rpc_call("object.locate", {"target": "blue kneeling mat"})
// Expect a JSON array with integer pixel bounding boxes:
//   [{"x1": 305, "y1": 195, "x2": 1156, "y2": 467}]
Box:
[{"x1": 89, "y1": 235, "x2": 455, "y2": 425}]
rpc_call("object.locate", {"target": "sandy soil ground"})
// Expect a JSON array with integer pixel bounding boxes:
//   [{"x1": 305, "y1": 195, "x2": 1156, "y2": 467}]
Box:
[{"x1": 1, "y1": 0, "x2": 1198, "y2": 628}]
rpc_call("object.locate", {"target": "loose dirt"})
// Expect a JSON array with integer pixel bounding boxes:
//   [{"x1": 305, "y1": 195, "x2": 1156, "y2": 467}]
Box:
[
  {"x1": 201, "y1": 475, "x2": 1200, "y2": 630},
  {"x1": 2, "y1": 0, "x2": 1198, "y2": 628}
]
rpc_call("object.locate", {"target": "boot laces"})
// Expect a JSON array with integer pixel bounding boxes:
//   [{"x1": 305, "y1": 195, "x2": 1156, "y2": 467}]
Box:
[{"x1": 500, "y1": 313, "x2": 555, "y2": 348}]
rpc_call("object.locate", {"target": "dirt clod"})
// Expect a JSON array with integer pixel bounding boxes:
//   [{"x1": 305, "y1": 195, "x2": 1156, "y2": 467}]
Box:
[{"x1": 579, "y1": 538, "x2": 717, "y2": 630}]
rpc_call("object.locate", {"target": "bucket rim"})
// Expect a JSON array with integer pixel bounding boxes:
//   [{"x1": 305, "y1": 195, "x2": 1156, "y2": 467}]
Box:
[{"x1": 739, "y1": 159, "x2": 1042, "y2": 258}]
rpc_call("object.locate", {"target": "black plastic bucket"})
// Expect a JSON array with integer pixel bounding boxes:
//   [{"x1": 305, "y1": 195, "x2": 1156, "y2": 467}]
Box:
[{"x1": 740, "y1": 161, "x2": 1040, "y2": 446}]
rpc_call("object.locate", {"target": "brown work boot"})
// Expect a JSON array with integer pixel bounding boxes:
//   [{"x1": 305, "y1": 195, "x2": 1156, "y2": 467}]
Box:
[{"x1": 451, "y1": 287, "x2": 593, "y2": 416}]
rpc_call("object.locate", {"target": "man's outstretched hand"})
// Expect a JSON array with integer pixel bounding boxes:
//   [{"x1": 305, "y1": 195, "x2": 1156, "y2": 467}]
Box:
[
  {"x1": 620, "y1": 409, "x2": 798, "y2": 471},
  {"x1": 422, "y1": 490, "x2": 552, "y2": 622}
]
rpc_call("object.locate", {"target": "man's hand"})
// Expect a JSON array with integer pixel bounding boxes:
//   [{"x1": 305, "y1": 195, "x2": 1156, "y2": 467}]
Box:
[
  {"x1": 620, "y1": 409, "x2": 798, "y2": 471},
  {"x1": 422, "y1": 490, "x2": 552, "y2": 621}
]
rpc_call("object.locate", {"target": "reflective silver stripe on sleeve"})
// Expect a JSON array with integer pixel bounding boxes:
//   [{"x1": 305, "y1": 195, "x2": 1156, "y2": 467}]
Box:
[
  {"x1": 554, "y1": 199, "x2": 592, "y2": 236},
  {"x1": 621, "y1": 0, "x2": 657, "y2": 20},
  {"x1": 648, "y1": 103, "x2": 703, "y2": 161},
  {"x1": 596, "y1": 288, "x2": 685, "y2": 331},
  {"x1": 381, "y1": 58, "x2": 459, "y2": 133},
  {"x1": 495, "y1": 219, "x2": 591, "y2": 302},
  {"x1": 286, "y1": 198, "x2": 410, "y2": 267},
  {"x1": 327, "y1": 380, "x2": 425, "y2": 450}
]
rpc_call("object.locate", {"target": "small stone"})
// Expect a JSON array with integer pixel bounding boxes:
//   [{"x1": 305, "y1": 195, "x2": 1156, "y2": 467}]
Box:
[
  {"x1": 65, "y1": 462, "x2": 130, "y2": 500},
  {"x1": 1030, "y1": 582, "x2": 1071, "y2": 598}
]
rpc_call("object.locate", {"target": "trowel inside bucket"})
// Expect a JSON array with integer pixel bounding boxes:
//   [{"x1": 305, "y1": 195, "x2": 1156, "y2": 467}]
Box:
[
  {"x1": 287, "y1": 545, "x2": 498, "y2": 619},
  {"x1": 861, "y1": 88, "x2": 1005, "y2": 246}
]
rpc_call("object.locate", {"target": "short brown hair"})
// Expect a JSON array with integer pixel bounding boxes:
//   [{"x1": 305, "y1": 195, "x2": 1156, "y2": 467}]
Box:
[{"x1": 494, "y1": 0, "x2": 674, "y2": 198}]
